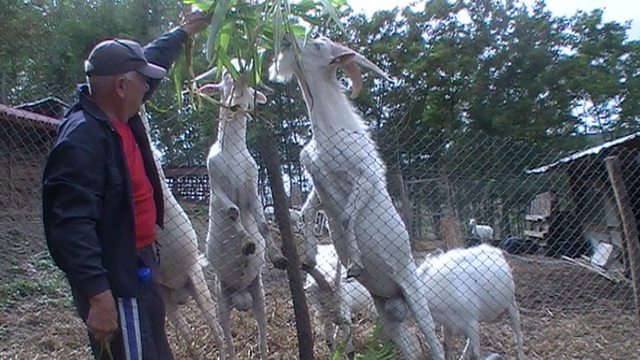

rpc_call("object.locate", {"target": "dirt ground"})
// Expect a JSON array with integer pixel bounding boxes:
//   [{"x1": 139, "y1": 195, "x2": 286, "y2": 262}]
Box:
[{"x1": 1, "y1": 204, "x2": 639, "y2": 360}]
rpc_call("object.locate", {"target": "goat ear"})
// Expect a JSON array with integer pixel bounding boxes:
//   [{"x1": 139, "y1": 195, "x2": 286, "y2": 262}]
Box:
[
  {"x1": 342, "y1": 62, "x2": 363, "y2": 99},
  {"x1": 198, "y1": 83, "x2": 223, "y2": 94},
  {"x1": 254, "y1": 90, "x2": 267, "y2": 104}
]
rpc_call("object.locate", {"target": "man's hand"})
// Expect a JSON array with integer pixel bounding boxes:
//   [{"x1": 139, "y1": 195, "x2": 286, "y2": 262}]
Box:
[
  {"x1": 86, "y1": 289, "x2": 118, "y2": 343},
  {"x1": 181, "y1": 10, "x2": 209, "y2": 37}
]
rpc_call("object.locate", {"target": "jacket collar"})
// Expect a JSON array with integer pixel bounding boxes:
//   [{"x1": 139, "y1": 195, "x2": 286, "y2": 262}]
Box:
[{"x1": 67, "y1": 83, "x2": 111, "y2": 123}]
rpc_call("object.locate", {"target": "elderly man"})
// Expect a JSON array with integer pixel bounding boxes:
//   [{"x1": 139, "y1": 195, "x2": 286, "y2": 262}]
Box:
[{"x1": 42, "y1": 11, "x2": 207, "y2": 360}]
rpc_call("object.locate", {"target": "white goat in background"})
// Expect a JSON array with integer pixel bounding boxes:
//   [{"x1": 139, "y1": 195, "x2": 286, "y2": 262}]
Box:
[
  {"x1": 139, "y1": 107, "x2": 225, "y2": 354},
  {"x1": 417, "y1": 244, "x2": 525, "y2": 360},
  {"x1": 264, "y1": 204, "x2": 302, "y2": 226},
  {"x1": 201, "y1": 64, "x2": 286, "y2": 360},
  {"x1": 304, "y1": 244, "x2": 374, "y2": 355},
  {"x1": 270, "y1": 36, "x2": 445, "y2": 360},
  {"x1": 469, "y1": 218, "x2": 494, "y2": 242}
]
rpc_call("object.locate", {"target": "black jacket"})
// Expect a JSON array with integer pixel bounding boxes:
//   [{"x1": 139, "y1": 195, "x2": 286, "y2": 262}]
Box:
[{"x1": 42, "y1": 28, "x2": 188, "y2": 299}]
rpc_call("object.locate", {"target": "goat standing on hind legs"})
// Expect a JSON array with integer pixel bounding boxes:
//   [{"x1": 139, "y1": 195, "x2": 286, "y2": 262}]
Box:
[
  {"x1": 201, "y1": 64, "x2": 287, "y2": 360},
  {"x1": 270, "y1": 36, "x2": 445, "y2": 360},
  {"x1": 139, "y1": 106, "x2": 225, "y2": 357}
]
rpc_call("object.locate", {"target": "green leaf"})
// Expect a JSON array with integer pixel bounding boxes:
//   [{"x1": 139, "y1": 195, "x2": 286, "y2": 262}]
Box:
[
  {"x1": 182, "y1": 0, "x2": 215, "y2": 12},
  {"x1": 207, "y1": 0, "x2": 232, "y2": 62},
  {"x1": 318, "y1": 0, "x2": 346, "y2": 32}
]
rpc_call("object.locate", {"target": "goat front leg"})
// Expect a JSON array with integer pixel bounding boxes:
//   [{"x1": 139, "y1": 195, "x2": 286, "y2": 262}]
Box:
[
  {"x1": 317, "y1": 173, "x2": 373, "y2": 278},
  {"x1": 209, "y1": 188, "x2": 255, "y2": 255},
  {"x1": 254, "y1": 211, "x2": 288, "y2": 269},
  {"x1": 245, "y1": 188, "x2": 288, "y2": 269}
]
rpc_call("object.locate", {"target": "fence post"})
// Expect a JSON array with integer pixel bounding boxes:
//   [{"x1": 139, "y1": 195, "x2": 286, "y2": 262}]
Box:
[
  {"x1": 256, "y1": 131, "x2": 315, "y2": 359},
  {"x1": 605, "y1": 156, "x2": 640, "y2": 327}
]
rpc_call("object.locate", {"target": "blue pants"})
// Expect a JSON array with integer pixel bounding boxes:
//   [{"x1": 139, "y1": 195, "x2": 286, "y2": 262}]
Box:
[{"x1": 72, "y1": 245, "x2": 173, "y2": 360}]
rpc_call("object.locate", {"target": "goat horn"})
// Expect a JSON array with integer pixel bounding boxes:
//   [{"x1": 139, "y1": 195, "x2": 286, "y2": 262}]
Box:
[
  {"x1": 353, "y1": 53, "x2": 392, "y2": 82},
  {"x1": 338, "y1": 50, "x2": 391, "y2": 98}
]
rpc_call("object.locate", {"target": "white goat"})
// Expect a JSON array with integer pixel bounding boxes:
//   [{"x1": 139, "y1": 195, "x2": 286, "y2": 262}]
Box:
[
  {"x1": 270, "y1": 36, "x2": 445, "y2": 360},
  {"x1": 304, "y1": 244, "x2": 374, "y2": 355},
  {"x1": 417, "y1": 244, "x2": 525, "y2": 360},
  {"x1": 469, "y1": 219, "x2": 494, "y2": 242},
  {"x1": 139, "y1": 107, "x2": 225, "y2": 354},
  {"x1": 202, "y1": 65, "x2": 287, "y2": 360}
]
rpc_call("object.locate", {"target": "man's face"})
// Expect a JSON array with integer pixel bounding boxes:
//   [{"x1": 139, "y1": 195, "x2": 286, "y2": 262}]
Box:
[{"x1": 122, "y1": 70, "x2": 149, "y2": 117}]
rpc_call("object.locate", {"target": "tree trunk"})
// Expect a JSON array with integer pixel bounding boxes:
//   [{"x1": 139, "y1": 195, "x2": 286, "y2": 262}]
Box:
[{"x1": 256, "y1": 132, "x2": 314, "y2": 359}]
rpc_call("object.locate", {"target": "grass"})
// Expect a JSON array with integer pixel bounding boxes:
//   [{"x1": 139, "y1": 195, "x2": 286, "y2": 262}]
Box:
[
  {"x1": 0, "y1": 252, "x2": 72, "y2": 309},
  {"x1": 331, "y1": 319, "x2": 398, "y2": 360}
]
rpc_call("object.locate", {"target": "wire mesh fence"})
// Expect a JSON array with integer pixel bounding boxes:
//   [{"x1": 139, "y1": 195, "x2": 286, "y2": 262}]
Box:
[{"x1": 1, "y1": 77, "x2": 639, "y2": 359}]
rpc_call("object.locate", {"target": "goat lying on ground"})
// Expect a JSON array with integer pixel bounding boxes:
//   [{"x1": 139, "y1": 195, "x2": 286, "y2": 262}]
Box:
[
  {"x1": 139, "y1": 106, "x2": 225, "y2": 355},
  {"x1": 417, "y1": 244, "x2": 525, "y2": 360},
  {"x1": 270, "y1": 36, "x2": 445, "y2": 360},
  {"x1": 304, "y1": 244, "x2": 374, "y2": 355},
  {"x1": 202, "y1": 65, "x2": 287, "y2": 360}
]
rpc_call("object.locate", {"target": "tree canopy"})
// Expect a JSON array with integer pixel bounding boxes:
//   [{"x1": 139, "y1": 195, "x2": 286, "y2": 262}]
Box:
[{"x1": 1, "y1": 0, "x2": 638, "y2": 211}]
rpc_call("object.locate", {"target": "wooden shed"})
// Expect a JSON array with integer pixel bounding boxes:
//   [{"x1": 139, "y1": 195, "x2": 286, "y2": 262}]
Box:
[
  {"x1": 0, "y1": 102, "x2": 61, "y2": 219},
  {"x1": 526, "y1": 132, "x2": 640, "y2": 284}
]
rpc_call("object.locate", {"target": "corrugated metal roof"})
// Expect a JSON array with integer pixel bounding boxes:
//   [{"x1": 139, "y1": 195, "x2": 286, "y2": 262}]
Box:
[
  {"x1": 0, "y1": 103, "x2": 59, "y2": 130},
  {"x1": 526, "y1": 132, "x2": 640, "y2": 174}
]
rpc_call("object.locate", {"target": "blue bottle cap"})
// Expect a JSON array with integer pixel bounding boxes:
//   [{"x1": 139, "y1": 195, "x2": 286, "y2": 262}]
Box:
[{"x1": 137, "y1": 267, "x2": 151, "y2": 284}]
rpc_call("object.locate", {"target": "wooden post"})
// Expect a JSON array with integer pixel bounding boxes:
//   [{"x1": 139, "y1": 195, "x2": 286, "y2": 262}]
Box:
[
  {"x1": 256, "y1": 132, "x2": 314, "y2": 359},
  {"x1": 439, "y1": 170, "x2": 463, "y2": 249},
  {"x1": 605, "y1": 156, "x2": 640, "y2": 327}
]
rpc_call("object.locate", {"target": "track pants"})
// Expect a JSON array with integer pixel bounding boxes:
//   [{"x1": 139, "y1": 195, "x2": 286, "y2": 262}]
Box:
[{"x1": 73, "y1": 245, "x2": 173, "y2": 360}]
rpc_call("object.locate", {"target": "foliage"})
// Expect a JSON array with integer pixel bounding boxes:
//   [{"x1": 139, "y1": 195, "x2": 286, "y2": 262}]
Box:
[
  {"x1": 351, "y1": 319, "x2": 397, "y2": 360},
  {"x1": 1, "y1": 0, "x2": 639, "y2": 230},
  {"x1": 0, "y1": 253, "x2": 71, "y2": 309},
  {"x1": 181, "y1": 0, "x2": 347, "y2": 85}
]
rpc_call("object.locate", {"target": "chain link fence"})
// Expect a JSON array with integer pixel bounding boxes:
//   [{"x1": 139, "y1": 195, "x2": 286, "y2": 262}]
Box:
[{"x1": 1, "y1": 78, "x2": 639, "y2": 359}]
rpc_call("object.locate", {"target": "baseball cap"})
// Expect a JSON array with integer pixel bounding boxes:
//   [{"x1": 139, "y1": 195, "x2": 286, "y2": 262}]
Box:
[{"x1": 84, "y1": 39, "x2": 167, "y2": 79}]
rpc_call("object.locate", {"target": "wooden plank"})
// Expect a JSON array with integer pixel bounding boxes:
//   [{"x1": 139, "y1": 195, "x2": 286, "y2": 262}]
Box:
[
  {"x1": 562, "y1": 255, "x2": 629, "y2": 284},
  {"x1": 525, "y1": 214, "x2": 547, "y2": 221},
  {"x1": 605, "y1": 156, "x2": 640, "y2": 326},
  {"x1": 524, "y1": 229, "x2": 547, "y2": 238}
]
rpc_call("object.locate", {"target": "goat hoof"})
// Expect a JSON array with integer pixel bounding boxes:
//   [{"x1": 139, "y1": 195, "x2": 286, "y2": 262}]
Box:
[
  {"x1": 273, "y1": 257, "x2": 288, "y2": 270},
  {"x1": 242, "y1": 242, "x2": 256, "y2": 255},
  {"x1": 346, "y1": 263, "x2": 363, "y2": 279}
]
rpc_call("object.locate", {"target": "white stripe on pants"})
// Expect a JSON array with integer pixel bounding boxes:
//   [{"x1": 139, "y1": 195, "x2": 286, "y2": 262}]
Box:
[{"x1": 118, "y1": 297, "x2": 143, "y2": 360}]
